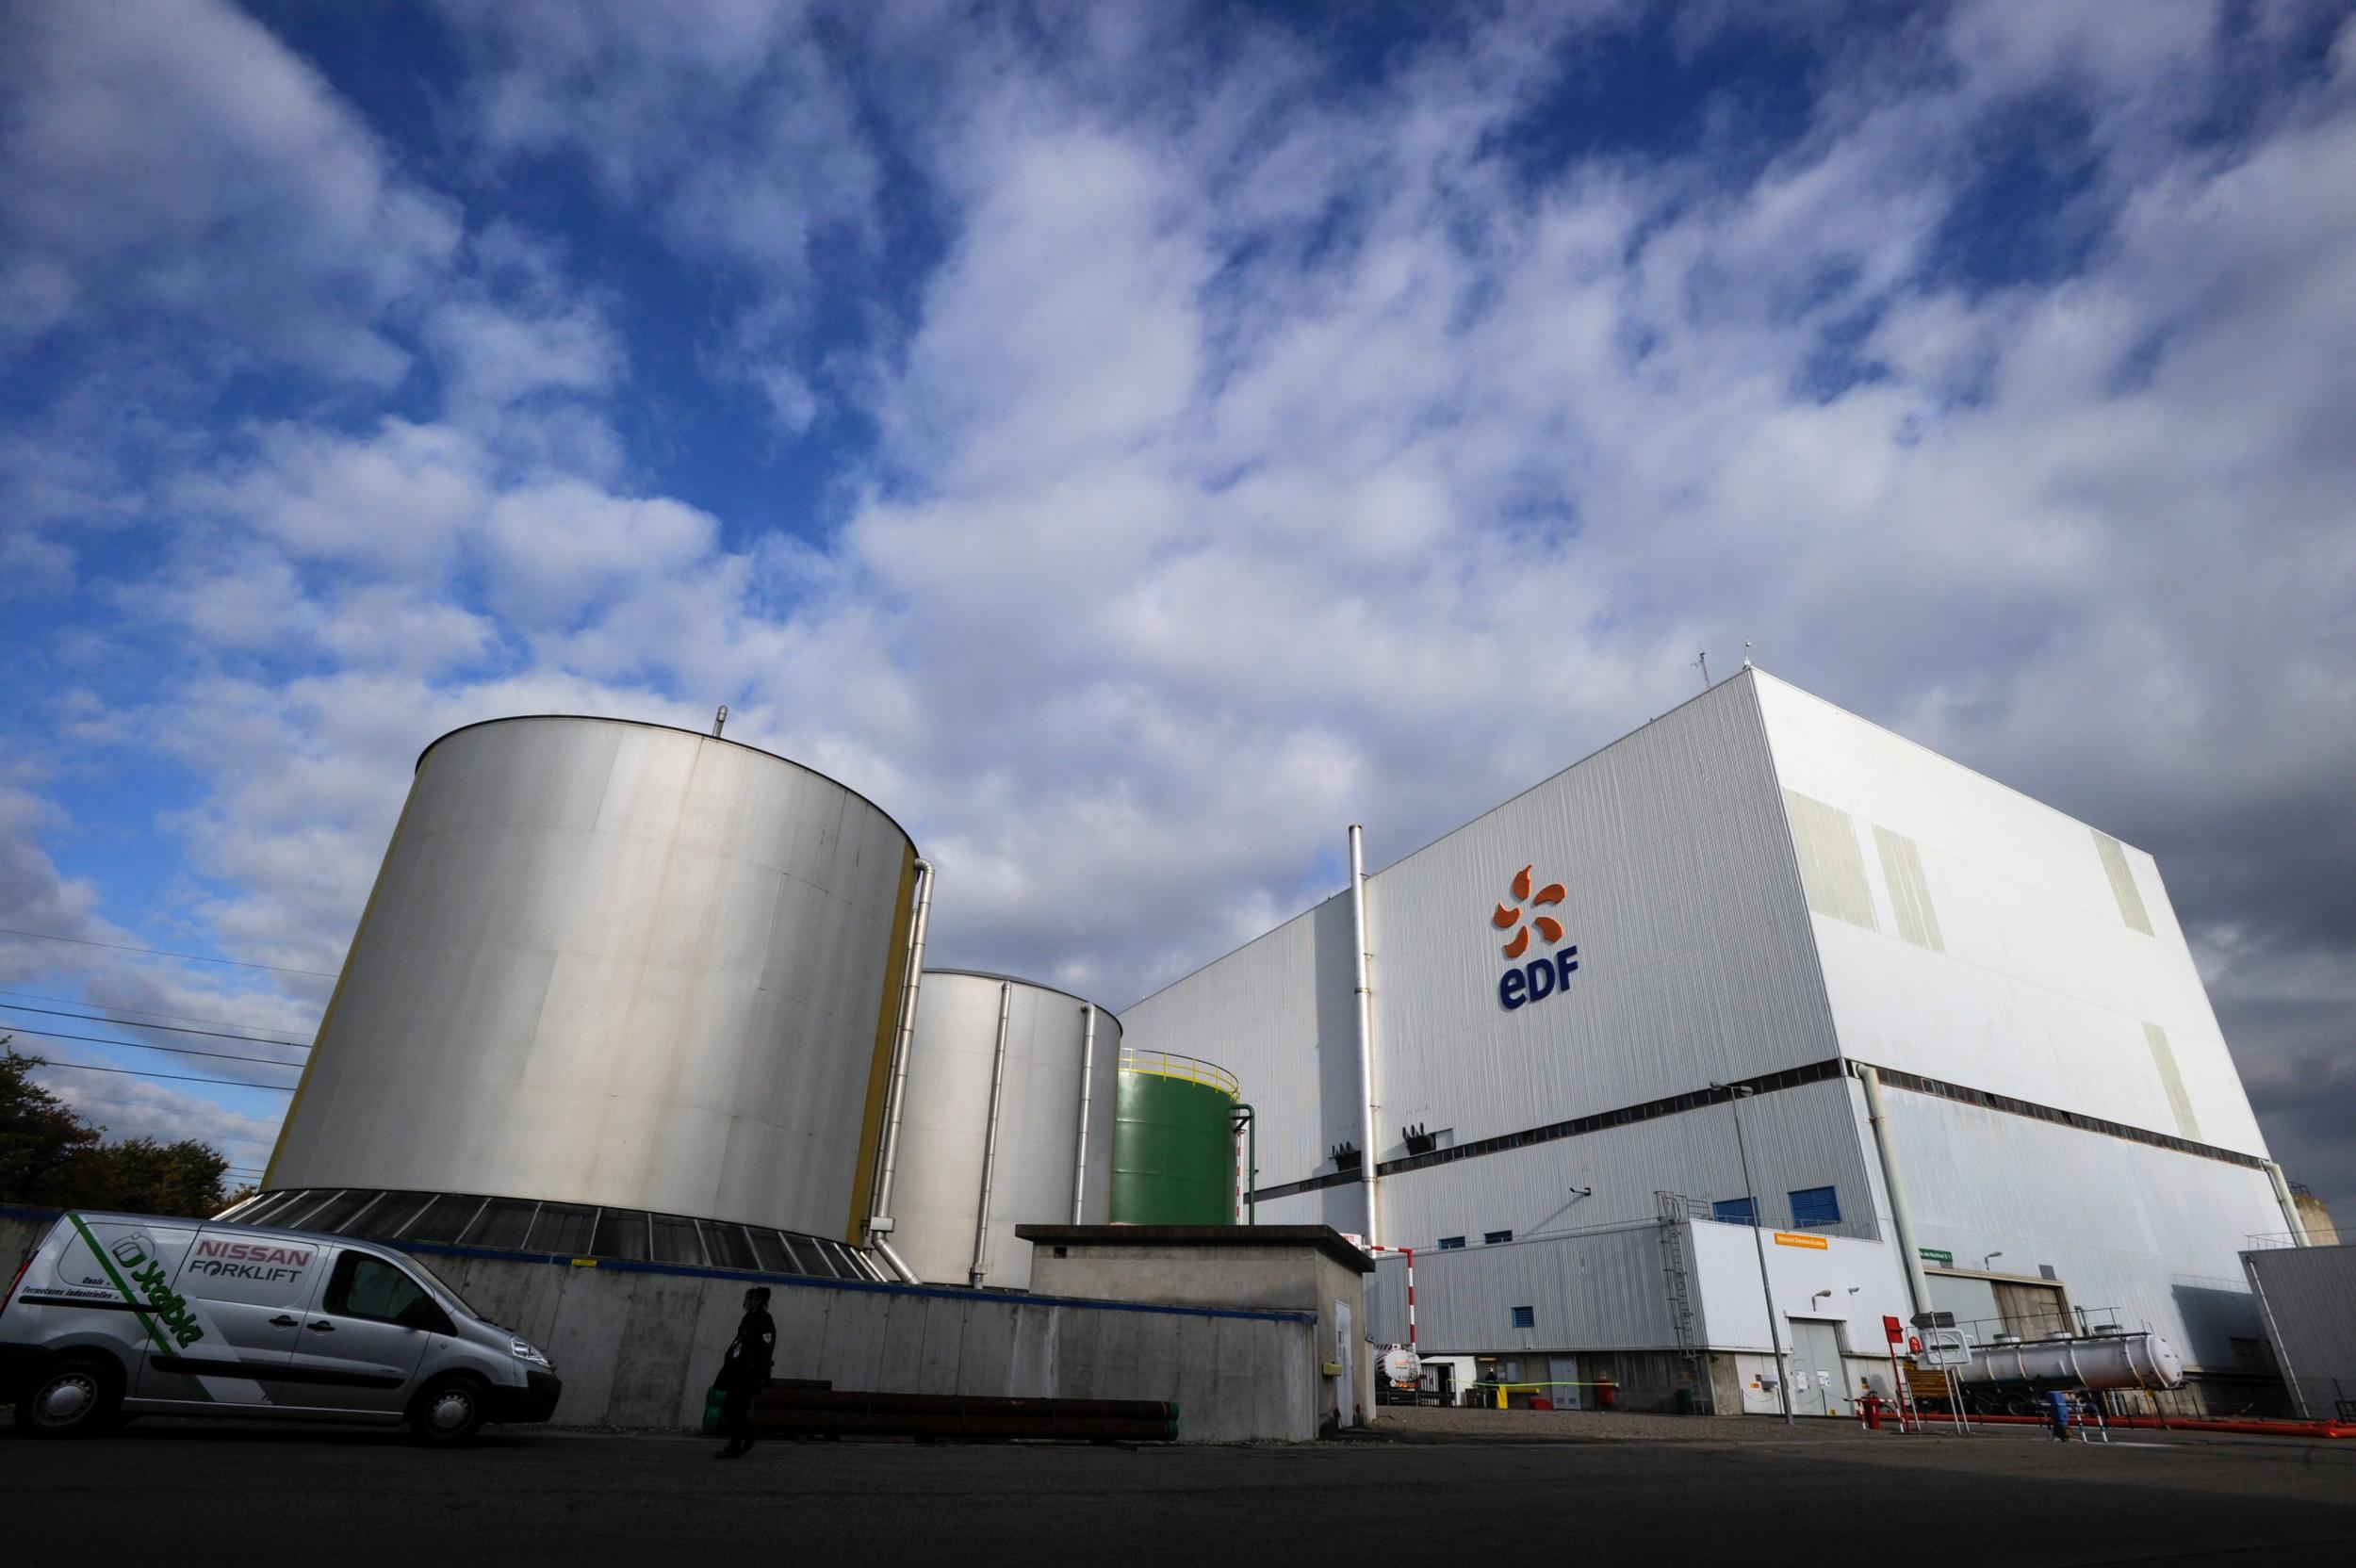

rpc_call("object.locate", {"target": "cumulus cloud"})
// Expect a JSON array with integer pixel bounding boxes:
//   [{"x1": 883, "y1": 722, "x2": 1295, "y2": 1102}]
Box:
[
  {"x1": 0, "y1": 0, "x2": 460, "y2": 381},
  {"x1": 4, "y1": 1, "x2": 2352, "y2": 1216}
]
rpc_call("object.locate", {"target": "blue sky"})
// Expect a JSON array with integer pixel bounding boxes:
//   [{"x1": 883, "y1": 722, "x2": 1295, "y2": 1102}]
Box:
[{"x1": 3, "y1": 0, "x2": 2353, "y2": 1216}]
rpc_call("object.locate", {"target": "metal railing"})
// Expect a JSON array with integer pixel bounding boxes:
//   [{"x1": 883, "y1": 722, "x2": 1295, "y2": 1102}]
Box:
[{"x1": 1118, "y1": 1048, "x2": 1238, "y2": 1098}]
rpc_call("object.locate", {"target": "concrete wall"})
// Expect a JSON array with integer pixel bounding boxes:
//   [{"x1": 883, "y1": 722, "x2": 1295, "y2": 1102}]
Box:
[
  {"x1": 2, "y1": 1210, "x2": 1320, "y2": 1442},
  {"x1": 1025, "y1": 1234, "x2": 1373, "y2": 1430}
]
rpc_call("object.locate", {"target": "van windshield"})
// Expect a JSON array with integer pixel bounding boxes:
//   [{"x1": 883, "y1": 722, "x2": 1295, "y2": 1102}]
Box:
[{"x1": 390, "y1": 1248, "x2": 479, "y2": 1317}]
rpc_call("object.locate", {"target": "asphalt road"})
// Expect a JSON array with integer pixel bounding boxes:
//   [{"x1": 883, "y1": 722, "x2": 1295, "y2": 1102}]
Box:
[{"x1": 4, "y1": 1420, "x2": 2353, "y2": 1566}]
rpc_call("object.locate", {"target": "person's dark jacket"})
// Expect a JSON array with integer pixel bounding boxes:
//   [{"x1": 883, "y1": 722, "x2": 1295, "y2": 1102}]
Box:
[{"x1": 717, "y1": 1307, "x2": 777, "y2": 1391}]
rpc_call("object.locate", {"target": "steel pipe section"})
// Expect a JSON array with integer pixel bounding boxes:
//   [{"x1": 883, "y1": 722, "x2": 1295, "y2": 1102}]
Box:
[
  {"x1": 885, "y1": 970, "x2": 1121, "y2": 1290},
  {"x1": 265, "y1": 716, "x2": 920, "y2": 1243}
]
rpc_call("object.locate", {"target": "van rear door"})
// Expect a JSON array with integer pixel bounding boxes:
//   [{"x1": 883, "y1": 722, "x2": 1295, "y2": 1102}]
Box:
[{"x1": 30, "y1": 1214, "x2": 276, "y2": 1409}]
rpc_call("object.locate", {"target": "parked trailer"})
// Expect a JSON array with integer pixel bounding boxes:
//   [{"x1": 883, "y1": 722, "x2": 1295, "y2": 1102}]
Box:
[{"x1": 1959, "y1": 1330, "x2": 2184, "y2": 1395}]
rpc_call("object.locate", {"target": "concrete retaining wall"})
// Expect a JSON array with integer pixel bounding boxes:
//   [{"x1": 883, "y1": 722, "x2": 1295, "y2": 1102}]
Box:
[{"x1": 2, "y1": 1208, "x2": 1318, "y2": 1440}]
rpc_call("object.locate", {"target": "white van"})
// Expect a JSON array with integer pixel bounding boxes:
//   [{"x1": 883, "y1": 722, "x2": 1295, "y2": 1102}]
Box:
[{"x1": 1, "y1": 1210, "x2": 561, "y2": 1445}]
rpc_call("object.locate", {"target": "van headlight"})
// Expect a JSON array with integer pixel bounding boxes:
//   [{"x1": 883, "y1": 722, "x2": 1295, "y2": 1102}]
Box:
[{"x1": 512, "y1": 1338, "x2": 550, "y2": 1367}]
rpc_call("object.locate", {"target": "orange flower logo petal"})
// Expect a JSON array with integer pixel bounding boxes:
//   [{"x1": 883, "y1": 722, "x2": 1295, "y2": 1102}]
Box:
[{"x1": 1493, "y1": 864, "x2": 1571, "y2": 959}]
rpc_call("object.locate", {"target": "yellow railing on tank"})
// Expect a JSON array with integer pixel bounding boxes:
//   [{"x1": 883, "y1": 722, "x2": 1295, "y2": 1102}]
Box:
[{"x1": 1118, "y1": 1048, "x2": 1238, "y2": 1099}]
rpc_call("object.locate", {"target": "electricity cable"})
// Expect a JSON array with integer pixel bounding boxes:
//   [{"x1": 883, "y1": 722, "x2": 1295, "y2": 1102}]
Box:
[
  {"x1": 0, "y1": 925, "x2": 338, "y2": 978},
  {"x1": 0, "y1": 1024, "x2": 306, "y2": 1069},
  {"x1": 0, "y1": 1000, "x2": 311, "y2": 1049},
  {"x1": 27, "y1": 1059, "x2": 296, "y2": 1091},
  {"x1": 0, "y1": 988, "x2": 314, "y2": 1036}
]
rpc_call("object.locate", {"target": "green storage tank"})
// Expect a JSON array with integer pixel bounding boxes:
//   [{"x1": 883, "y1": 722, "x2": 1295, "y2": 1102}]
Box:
[{"x1": 1110, "y1": 1050, "x2": 1239, "y2": 1226}]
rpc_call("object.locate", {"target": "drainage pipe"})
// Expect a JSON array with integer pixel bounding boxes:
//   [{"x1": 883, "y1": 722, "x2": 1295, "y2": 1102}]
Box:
[
  {"x1": 2263, "y1": 1161, "x2": 2311, "y2": 1248},
  {"x1": 969, "y1": 981, "x2": 1014, "y2": 1286},
  {"x1": 1858, "y1": 1064, "x2": 1934, "y2": 1318},
  {"x1": 867, "y1": 859, "x2": 934, "y2": 1270},
  {"x1": 872, "y1": 1237, "x2": 918, "y2": 1287},
  {"x1": 1349, "y1": 824, "x2": 1381, "y2": 1248},
  {"x1": 1071, "y1": 1003, "x2": 1098, "y2": 1223}
]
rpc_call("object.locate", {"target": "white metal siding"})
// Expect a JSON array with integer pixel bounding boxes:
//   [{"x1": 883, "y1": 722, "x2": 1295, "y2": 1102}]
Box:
[
  {"x1": 1376, "y1": 1078, "x2": 1878, "y2": 1251},
  {"x1": 1879, "y1": 1086, "x2": 2280, "y2": 1368},
  {"x1": 2242, "y1": 1243, "x2": 2356, "y2": 1419},
  {"x1": 1124, "y1": 675, "x2": 1841, "y2": 1214},
  {"x1": 1754, "y1": 674, "x2": 2268, "y2": 1157}
]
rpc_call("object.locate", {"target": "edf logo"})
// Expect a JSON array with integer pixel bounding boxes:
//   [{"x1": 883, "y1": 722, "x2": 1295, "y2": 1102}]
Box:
[{"x1": 1492, "y1": 863, "x2": 1579, "y2": 1011}]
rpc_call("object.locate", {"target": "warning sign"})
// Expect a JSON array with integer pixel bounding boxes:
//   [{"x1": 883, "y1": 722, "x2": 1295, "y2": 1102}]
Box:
[{"x1": 1772, "y1": 1232, "x2": 1829, "y2": 1250}]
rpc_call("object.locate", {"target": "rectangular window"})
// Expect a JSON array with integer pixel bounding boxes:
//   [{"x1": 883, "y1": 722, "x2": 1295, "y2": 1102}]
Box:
[
  {"x1": 1711, "y1": 1197, "x2": 1758, "y2": 1227},
  {"x1": 1483, "y1": 1230, "x2": 1513, "y2": 1245},
  {"x1": 1511, "y1": 1305, "x2": 1535, "y2": 1329},
  {"x1": 1437, "y1": 1236, "x2": 1466, "y2": 1250},
  {"x1": 1788, "y1": 1186, "x2": 1840, "y2": 1229}
]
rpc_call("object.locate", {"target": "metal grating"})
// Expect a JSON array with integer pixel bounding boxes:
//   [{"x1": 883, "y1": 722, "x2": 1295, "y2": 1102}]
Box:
[{"x1": 217, "y1": 1188, "x2": 866, "y2": 1283}]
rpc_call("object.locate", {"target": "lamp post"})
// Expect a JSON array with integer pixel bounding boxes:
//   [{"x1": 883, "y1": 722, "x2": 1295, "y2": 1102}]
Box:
[{"x1": 1714, "y1": 1081, "x2": 1793, "y2": 1426}]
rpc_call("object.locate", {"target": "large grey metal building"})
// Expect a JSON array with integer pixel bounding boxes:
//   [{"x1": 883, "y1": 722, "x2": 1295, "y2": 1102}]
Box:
[{"x1": 1121, "y1": 668, "x2": 2314, "y2": 1413}]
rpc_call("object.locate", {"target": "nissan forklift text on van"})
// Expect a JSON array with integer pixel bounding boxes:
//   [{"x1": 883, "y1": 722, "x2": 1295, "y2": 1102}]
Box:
[{"x1": 0, "y1": 1210, "x2": 561, "y2": 1444}]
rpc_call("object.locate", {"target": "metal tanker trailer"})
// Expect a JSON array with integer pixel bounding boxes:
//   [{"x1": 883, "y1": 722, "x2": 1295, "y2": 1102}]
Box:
[{"x1": 1959, "y1": 1328, "x2": 2184, "y2": 1396}]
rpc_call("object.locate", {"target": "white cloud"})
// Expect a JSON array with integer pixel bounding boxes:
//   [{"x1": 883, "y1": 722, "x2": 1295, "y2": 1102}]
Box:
[
  {"x1": 8, "y1": 4, "x2": 2353, "y2": 1207},
  {"x1": 0, "y1": 0, "x2": 460, "y2": 381}
]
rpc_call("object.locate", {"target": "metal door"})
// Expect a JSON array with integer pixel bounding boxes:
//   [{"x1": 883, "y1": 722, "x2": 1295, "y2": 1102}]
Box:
[
  {"x1": 1786, "y1": 1318, "x2": 1844, "y2": 1417},
  {"x1": 1335, "y1": 1300, "x2": 1356, "y2": 1427},
  {"x1": 277, "y1": 1248, "x2": 439, "y2": 1415}
]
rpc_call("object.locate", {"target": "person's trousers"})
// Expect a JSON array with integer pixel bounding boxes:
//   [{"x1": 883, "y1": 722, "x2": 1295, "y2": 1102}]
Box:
[{"x1": 722, "y1": 1382, "x2": 761, "y2": 1446}]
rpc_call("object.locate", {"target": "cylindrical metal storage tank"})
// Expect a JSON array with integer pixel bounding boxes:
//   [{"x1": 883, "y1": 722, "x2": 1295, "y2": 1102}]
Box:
[
  {"x1": 885, "y1": 971, "x2": 1120, "y2": 1290},
  {"x1": 1109, "y1": 1050, "x2": 1239, "y2": 1226},
  {"x1": 261, "y1": 715, "x2": 920, "y2": 1251}
]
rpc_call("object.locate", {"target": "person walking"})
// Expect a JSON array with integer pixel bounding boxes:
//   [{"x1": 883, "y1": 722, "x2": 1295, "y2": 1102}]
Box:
[{"x1": 714, "y1": 1285, "x2": 776, "y2": 1459}]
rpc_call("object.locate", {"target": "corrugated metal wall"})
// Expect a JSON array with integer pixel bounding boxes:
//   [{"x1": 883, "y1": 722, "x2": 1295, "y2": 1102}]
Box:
[
  {"x1": 1880, "y1": 1086, "x2": 2282, "y2": 1368},
  {"x1": 1373, "y1": 1077, "x2": 1877, "y2": 1250},
  {"x1": 2243, "y1": 1243, "x2": 2356, "y2": 1419},
  {"x1": 1754, "y1": 675, "x2": 2270, "y2": 1158},
  {"x1": 1123, "y1": 675, "x2": 1842, "y2": 1235}
]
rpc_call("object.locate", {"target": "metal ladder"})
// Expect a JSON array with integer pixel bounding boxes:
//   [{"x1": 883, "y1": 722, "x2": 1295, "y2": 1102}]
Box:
[{"x1": 1656, "y1": 1192, "x2": 1706, "y2": 1409}]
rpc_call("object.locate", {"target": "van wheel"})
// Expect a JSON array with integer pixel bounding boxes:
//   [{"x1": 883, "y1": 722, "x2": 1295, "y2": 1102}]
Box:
[
  {"x1": 409, "y1": 1375, "x2": 487, "y2": 1447},
  {"x1": 17, "y1": 1354, "x2": 123, "y2": 1439}
]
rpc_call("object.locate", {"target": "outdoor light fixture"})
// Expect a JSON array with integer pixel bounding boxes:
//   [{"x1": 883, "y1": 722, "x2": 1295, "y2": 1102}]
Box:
[{"x1": 1983, "y1": 1251, "x2": 2004, "y2": 1271}]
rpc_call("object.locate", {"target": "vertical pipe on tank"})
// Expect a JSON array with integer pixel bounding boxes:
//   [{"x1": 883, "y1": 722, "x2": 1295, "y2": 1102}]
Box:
[
  {"x1": 1859, "y1": 1065, "x2": 1933, "y2": 1317},
  {"x1": 1349, "y1": 825, "x2": 1381, "y2": 1247},
  {"x1": 868, "y1": 858, "x2": 933, "y2": 1282},
  {"x1": 970, "y1": 980, "x2": 1014, "y2": 1286},
  {"x1": 1071, "y1": 1004, "x2": 1098, "y2": 1223}
]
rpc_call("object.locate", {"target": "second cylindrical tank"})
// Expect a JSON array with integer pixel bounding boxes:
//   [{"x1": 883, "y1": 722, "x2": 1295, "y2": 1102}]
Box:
[
  {"x1": 1110, "y1": 1050, "x2": 1240, "y2": 1226},
  {"x1": 885, "y1": 970, "x2": 1121, "y2": 1290}
]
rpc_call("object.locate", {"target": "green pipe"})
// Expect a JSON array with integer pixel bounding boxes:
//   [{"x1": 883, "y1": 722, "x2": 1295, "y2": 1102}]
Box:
[{"x1": 1233, "y1": 1103, "x2": 1257, "y2": 1225}]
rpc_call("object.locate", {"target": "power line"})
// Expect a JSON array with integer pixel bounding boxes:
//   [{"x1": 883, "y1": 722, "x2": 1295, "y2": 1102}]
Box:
[
  {"x1": 25, "y1": 1059, "x2": 296, "y2": 1091},
  {"x1": 0, "y1": 925, "x2": 339, "y2": 978},
  {"x1": 0, "y1": 1000, "x2": 311, "y2": 1049},
  {"x1": 0, "y1": 1025, "x2": 305, "y2": 1070},
  {"x1": 0, "y1": 987, "x2": 314, "y2": 1036}
]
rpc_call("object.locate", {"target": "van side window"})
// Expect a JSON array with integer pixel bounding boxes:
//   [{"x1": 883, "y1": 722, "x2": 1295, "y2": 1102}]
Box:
[{"x1": 326, "y1": 1253, "x2": 433, "y2": 1327}]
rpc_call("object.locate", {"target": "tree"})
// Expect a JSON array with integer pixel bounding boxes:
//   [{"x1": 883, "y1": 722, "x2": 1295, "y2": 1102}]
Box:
[
  {"x1": 0, "y1": 1045, "x2": 101, "y2": 1202},
  {"x1": 0, "y1": 1044, "x2": 237, "y2": 1216}
]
